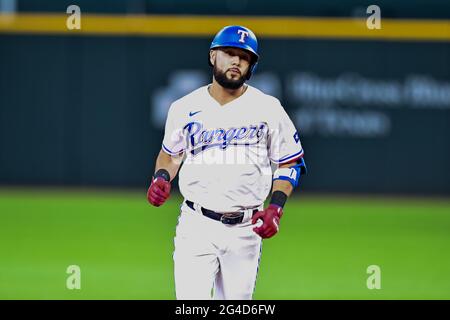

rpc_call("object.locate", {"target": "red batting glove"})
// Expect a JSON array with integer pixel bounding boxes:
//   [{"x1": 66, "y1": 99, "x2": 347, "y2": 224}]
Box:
[
  {"x1": 147, "y1": 177, "x2": 171, "y2": 207},
  {"x1": 252, "y1": 204, "x2": 283, "y2": 239}
]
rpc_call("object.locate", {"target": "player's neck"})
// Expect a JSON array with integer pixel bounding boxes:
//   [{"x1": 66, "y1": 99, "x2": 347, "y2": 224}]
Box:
[{"x1": 208, "y1": 80, "x2": 247, "y2": 106}]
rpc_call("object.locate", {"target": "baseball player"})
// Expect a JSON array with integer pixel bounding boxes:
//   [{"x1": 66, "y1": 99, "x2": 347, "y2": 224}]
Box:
[{"x1": 147, "y1": 25, "x2": 306, "y2": 300}]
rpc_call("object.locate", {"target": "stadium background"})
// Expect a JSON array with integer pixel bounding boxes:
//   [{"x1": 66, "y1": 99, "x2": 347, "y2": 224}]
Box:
[{"x1": 0, "y1": 0, "x2": 449, "y2": 299}]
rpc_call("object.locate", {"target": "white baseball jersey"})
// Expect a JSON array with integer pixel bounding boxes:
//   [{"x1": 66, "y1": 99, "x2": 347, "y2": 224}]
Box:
[{"x1": 162, "y1": 84, "x2": 304, "y2": 212}]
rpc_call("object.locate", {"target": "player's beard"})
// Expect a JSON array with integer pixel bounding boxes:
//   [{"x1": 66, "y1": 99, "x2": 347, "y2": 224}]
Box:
[{"x1": 213, "y1": 65, "x2": 246, "y2": 90}]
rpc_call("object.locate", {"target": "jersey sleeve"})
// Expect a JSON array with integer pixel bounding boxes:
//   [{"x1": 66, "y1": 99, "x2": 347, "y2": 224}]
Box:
[
  {"x1": 268, "y1": 101, "x2": 304, "y2": 164},
  {"x1": 161, "y1": 102, "x2": 186, "y2": 156}
]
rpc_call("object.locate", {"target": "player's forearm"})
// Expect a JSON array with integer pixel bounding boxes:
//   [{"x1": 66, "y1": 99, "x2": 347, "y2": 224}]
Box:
[
  {"x1": 154, "y1": 150, "x2": 182, "y2": 182},
  {"x1": 271, "y1": 179, "x2": 294, "y2": 197},
  {"x1": 269, "y1": 160, "x2": 301, "y2": 207}
]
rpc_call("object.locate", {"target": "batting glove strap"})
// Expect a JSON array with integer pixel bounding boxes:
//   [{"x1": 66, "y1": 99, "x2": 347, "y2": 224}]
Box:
[
  {"x1": 153, "y1": 168, "x2": 170, "y2": 182},
  {"x1": 269, "y1": 190, "x2": 288, "y2": 209}
]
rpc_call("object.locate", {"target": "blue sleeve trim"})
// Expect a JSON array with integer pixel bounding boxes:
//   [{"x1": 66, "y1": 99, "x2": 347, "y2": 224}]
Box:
[
  {"x1": 162, "y1": 143, "x2": 184, "y2": 155},
  {"x1": 272, "y1": 149, "x2": 304, "y2": 164}
]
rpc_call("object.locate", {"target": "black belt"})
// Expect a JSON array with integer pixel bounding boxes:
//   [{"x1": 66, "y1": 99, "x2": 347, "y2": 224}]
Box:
[{"x1": 185, "y1": 200, "x2": 258, "y2": 225}]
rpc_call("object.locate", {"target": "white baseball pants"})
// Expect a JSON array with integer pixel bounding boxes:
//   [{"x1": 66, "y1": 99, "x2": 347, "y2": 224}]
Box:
[{"x1": 173, "y1": 200, "x2": 263, "y2": 300}]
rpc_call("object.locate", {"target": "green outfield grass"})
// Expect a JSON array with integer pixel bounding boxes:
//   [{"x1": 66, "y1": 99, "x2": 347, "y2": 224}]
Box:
[{"x1": 0, "y1": 188, "x2": 449, "y2": 299}]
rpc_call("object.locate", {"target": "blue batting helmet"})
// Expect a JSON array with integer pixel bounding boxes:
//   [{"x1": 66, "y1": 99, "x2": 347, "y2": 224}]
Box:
[{"x1": 208, "y1": 25, "x2": 259, "y2": 80}]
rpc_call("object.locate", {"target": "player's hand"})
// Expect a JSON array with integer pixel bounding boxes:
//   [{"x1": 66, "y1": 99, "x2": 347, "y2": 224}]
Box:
[
  {"x1": 147, "y1": 177, "x2": 171, "y2": 207},
  {"x1": 251, "y1": 204, "x2": 283, "y2": 239}
]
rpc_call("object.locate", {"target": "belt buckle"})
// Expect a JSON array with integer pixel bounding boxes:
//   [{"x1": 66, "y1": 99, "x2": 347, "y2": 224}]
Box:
[{"x1": 220, "y1": 212, "x2": 243, "y2": 225}]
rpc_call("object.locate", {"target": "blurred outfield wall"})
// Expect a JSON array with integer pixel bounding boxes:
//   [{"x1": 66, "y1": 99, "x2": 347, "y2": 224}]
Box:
[{"x1": 0, "y1": 2, "x2": 449, "y2": 195}]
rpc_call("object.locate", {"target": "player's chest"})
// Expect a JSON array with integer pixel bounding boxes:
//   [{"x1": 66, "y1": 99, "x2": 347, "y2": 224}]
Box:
[{"x1": 181, "y1": 106, "x2": 270, "y2": 151}]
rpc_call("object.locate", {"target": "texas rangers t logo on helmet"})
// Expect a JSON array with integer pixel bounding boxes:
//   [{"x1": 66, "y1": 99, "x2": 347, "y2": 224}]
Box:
[{"x1": 237, "y1": 29, "x2": 249, "y2": 43}]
